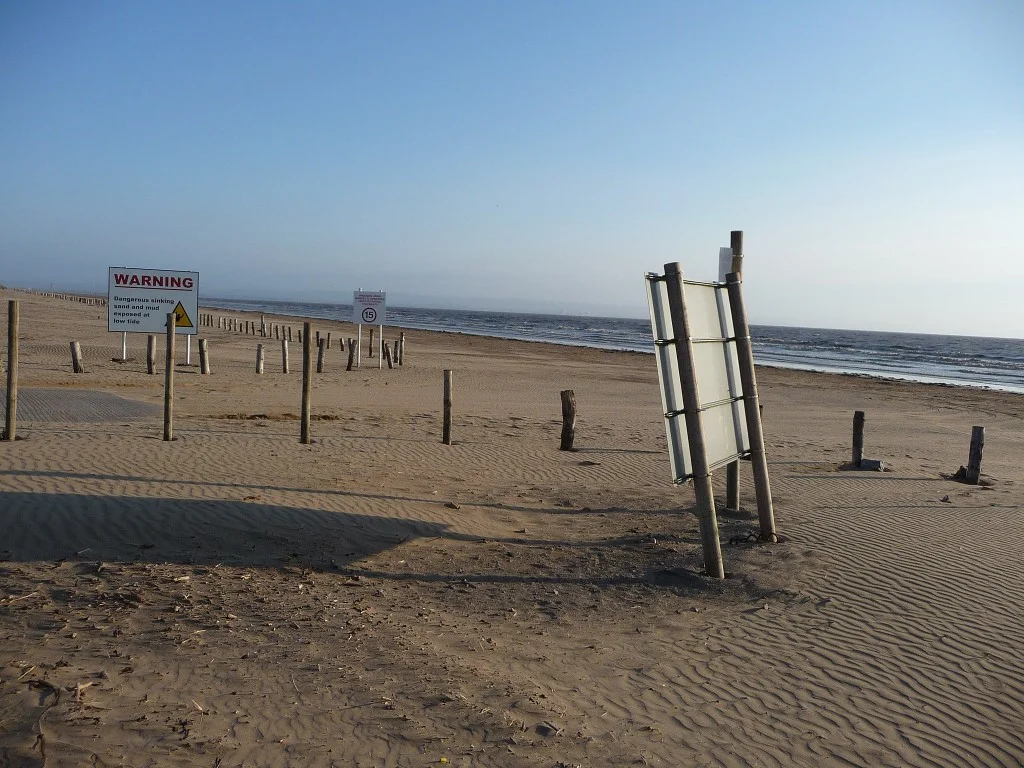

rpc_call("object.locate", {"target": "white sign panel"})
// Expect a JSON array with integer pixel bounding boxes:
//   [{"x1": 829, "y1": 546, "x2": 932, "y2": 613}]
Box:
[
  {"x1": 108, "y1": 267, "x2": 199, "y2": 335},
  {"x1": 646, "y1": 274, "x2": 749, "y2": 483},
  {"x1": 352, "y1": 291, "x2": 386, "y2": 325}
]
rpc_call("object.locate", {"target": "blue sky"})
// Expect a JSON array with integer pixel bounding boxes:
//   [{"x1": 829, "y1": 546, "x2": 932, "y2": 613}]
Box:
[{"x1": 1, "y1": 1, "x2": 1021, "y2": 335}]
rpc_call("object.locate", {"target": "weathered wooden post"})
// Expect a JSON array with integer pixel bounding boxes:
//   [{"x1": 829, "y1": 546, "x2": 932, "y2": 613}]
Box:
[
  {"x1": 326, "y1": 332, "x2": 332, "y2": 350},
  {"x1": 346, "y1": 339, "x2": 356, "y2": 371},
  {"x1": 368, "y1": 327, "x2": 374, "y2": 357},
  {"x1": 384, "y1": 342, "x2": 394, "y2": 369},
  {"x1": 559, "y1": 390, "x2": 576, "y2": 450},
  {"x1": 315, "y1": 330, "x2": 321, "y2": 347},
  {"x1": 852, "y1": 410, "x2": 866, "y2": 467},
  {"x1": 4, "y1": 300, "x2": 18, "y2": 440},
  {"x1": 300, "y1": 321, "x2": 312, "y2": 444},
  {"x1": 966, "y1": 426, "x2": 985, "y2": 484},
  {"x1": 665, "y1": 263, "x2": 725, "y2": 578},
  {"x1": 163, "y1": 312, "x2": 176, "y2": 441},
  {"x1": 399, "y1": 332, "x2": 405, "y2": 366},
  {"x1": 261, "y1": 315, "x2": 267, "y2": 337},
  {"x1": 442, "y1": 369, "x2": 453, "y2": 445},
  {"x1": 725, "y1": 230, "x2": 744, "y2": 511},
  {"x1": 256, "y1": 343, "x2": 265, "y2": 374},
  {"x1": 199, "y1": 338, "x2": 211, "y2": 374},
  {"x1": 317, "y1": 338, "x2": 326, "y2": 373},
  {"x1": 281, "y1": 338, "x2": 290, "y2": 374},
  {"x1": 288, "y1": 326, "x2": 293, "y2": 343},
  {"x1": 70, "y1": 341, "x2": 85, "y2": 373},
  {"x1": 147, "y1": 334, "x2": 157, "y2": 374},
  {"x1": 726, "y1": 271, "x2": 777, "y2": 543}
]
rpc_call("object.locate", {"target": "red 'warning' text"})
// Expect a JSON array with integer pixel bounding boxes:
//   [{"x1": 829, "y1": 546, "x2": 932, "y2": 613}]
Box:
[{"x1": 113, "y1": 273, "x2": 194, "y2": 289}]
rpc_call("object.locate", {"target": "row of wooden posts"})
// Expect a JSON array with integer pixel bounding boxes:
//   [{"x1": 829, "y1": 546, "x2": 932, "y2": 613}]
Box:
[
  {"x1": 28, "y1": 290, "x2": 106, "y2": 306},
  {"x1": 3, "y1": 299, "x2": 991, "y2": 488},
  {"x1": 850, "y1": 409, "x2": 986, "y2": 483},
  {"x1": 63, "y1": 326, "x2": 405, "y2": 375}
]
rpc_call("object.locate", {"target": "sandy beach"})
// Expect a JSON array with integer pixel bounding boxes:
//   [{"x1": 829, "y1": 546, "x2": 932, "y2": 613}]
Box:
[{"x1": 1, "y1": 289, "x2": 1022, "y2": 767}]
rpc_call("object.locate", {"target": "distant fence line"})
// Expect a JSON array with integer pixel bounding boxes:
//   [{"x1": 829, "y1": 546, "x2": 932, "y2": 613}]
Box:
[{"x1": 10, "y1": 289, "x2": 107, "y2": 306}]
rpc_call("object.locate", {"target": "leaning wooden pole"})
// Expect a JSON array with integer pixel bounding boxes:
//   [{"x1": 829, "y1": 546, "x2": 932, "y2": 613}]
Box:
[
  {"x1": 163, "y1": 312, "x2": 176, "y2": 441},
  {"x1": 852, "y1": 410, "x2": 866, "y2": 467},
  {"x1": 147, "y1": 334, "x2": 157, "y2": 375},
  {"x1": 70, "y1": 341, "x2": 84, "y2": 373},
  {"x1": 966, "y1": 426, "x2": 985, "y2": 485},
  {"x1": 559, "y1": 389, "x2": 576, "y2": 451},
  {"x1": 725, "y1": 230, "x2": 744, "y2": 511},
  {"x1": 442, "y1": 369, "x2": 453, "y2": 445},
  {"x1": 664, "y1": 263, "x2": 725, "y2": 579},
  {"x1": 4, "y1": 300, "x2": 18, "y2": 440},
  {"x1": 300, "y1": 321, "x2": 312, "y2": 444},
  {"x1": 199, "y1": 338, "x2": 211, "y2": 374},
  {"x1": 725, "y1": 271, "x2": 777, "y2": 542}
]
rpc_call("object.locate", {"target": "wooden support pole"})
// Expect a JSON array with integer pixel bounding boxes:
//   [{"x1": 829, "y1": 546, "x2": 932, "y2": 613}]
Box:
[
  {"x1": 725, "y1": 230, "x2": 744, "y2": 511},
  {"x1": 4, "y1": 300, "x2": 18, "y2": 440},
  {"x1": 70, "y1": 341, "x2": 84, "y2": 373},
  {"x1": 852, "y1": 410, "x2": 866, "y2": 467},
  {"x1": 261, "y1": 315, "x2": 267, "y2": 336},
  {"x1": 726, "y1": 271, "x2": 777, "y2": 543},
  {"x1": 326, "y1": 332, "x2": 332, "y2": 350},
  {"x1": 726, "y1": 462, "x2": 740, "y2": 511},
  {"x1": 346, "y1": 339, "x2": 356, "y2": 371},
  {"x1": 256, "y1": 343, "x2": 265, "y2": 374},
  {"x1": 147, "y1": 334, "x2": 157, "y2": 374},
  {"x1": 163, "y1": 312, "x2": 176, "y2": 441},
  {"x1": 281, "y1": 339, "x2": 290, "y2": 374},
  {"x1": 317, "y1": 338, "x2": 326, "y2": 373},
  {"x1": 300, "y1": 321, "x2": 312, "y2": 444},
  {"x1": 384, "y1": 341, "x2": 394, "y2": 369},
  {"x1": 288, "y1": 326, "x2": 293, "y2": 343},
  {"x1": 559, "y1": 389, "x2": 576, "y2": 450},
  {"x1": 966, "y1": 426, "x2": 985, "y2": 485},
  {"x1": 665, "y1": 264, "x2": 725, "y2": 578},
  {"x1": 199, "y1": 338, "x2": 211, "y2": 374},
  {"x1": 442, "y1": 369, "x2": 453, "y2": 445},
  {"x1": 399, "y1": 332, "x2": 405, "y2": 365},
  {"x1": 730, "y1": 230, "x2": 744, "y2": 275}
]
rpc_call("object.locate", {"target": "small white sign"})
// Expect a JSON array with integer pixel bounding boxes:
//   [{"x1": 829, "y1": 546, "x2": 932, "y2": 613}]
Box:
[
  {"x1": 108, "y1": 267, "x2": 199, "y2": 335},
  {"x1": 352, "y1": 291, "x2": 386, "y2": 325}
]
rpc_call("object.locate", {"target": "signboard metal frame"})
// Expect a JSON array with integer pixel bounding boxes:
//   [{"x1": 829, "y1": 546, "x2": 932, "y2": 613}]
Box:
[{"x1": 646, "y1": 275, "x2": 749, "y2": 484}]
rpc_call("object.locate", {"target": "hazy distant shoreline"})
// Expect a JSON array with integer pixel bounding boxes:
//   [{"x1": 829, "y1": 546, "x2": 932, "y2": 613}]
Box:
[{"x1": 198, "y1": 296, "x2": 1024, "y2": 394}]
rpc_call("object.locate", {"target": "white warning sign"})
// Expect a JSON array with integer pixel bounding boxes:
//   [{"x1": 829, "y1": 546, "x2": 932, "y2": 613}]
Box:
[
  {"x1": 352, "y1": 291, "x2": 386, "y2": 325},
  {"x1": 107, "y1": 267, "x2": 200, "y2": 335}
]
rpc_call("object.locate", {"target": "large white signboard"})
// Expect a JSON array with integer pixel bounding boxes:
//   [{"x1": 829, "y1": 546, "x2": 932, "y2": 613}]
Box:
[
  {"x1": 108, "y1": 267, "x2": 199, "y2": 335},
  {"x1": 646, "y1": 275, "x2": 749, "y2": 483},
  {"x1": 352, "y1": 291, "x2": 386, "y2": 325}
]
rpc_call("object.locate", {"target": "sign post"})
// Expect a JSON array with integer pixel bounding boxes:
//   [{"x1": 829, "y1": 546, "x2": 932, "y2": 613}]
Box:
[
  {"x1": 352, "y1": 291, "x2": 386, "y2": 371},
  {"x1": 108, "y1": 268, "x2": 199, "y2": 367}
]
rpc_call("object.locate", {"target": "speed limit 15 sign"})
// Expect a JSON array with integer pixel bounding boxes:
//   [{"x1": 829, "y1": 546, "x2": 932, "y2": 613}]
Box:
[{"x1": 352, "y1": 291, "x2": 386, "y2": 325}]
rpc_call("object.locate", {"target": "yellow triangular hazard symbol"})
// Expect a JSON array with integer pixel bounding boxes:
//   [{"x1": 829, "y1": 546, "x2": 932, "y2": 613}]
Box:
[{"x1": 172, "y1": 302, "x2": 194, "y2": 328}]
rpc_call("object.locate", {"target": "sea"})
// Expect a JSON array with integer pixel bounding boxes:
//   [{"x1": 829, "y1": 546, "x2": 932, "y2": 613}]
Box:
[{"x1": 204, "y1": 298, "x2": 1024, "y2": 394}]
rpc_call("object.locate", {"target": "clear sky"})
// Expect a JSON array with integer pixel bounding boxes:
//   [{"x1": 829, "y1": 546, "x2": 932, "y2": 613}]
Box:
[{"x1": 1, "y1": 1, "x2": 1021, "y2": 336}]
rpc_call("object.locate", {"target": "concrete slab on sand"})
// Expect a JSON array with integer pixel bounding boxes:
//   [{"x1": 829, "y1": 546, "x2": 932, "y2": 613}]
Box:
[{"x1": 0, "y1": 388, "x2": 158, "y2": 423}]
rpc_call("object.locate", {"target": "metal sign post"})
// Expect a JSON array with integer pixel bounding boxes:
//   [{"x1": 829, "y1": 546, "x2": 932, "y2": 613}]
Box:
[{"x1": 352, "y1": 290, "x2": 387, "y2": 371}]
